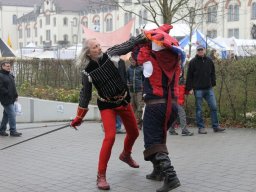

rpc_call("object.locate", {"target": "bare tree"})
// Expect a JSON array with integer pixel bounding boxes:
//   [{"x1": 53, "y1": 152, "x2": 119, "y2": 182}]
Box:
[
  {"x1": 108, "y1": 0, "x2": 192, "y2": 26},
  {"x1": 178, "y1": 1, "x2": 205, "y2": 57}
]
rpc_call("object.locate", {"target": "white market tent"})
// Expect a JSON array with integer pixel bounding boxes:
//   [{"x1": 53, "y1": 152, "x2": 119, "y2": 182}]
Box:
[
  {"x1": 58, "y1": 44, "x2": 83, "y2": 59},
  {"x1": 179, "y1": 29, "x2": 227, "y2": 59},
  {"x1": 16, "y1": 44, "x2": 83, "y2": 60},
  {"x1": 0, "y1": 38, "x2": 16, "y2": 57},
  {"x1": 214, "y1": 36, "x2": 256, "y2": 57}
]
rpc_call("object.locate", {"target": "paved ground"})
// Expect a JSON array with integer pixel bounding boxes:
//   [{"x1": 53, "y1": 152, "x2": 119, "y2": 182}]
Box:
[{"x1": 0, "y1": 122, "x2": 256, "y2": 192}]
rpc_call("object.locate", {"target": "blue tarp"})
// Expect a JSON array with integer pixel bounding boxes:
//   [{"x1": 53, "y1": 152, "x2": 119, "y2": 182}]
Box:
[{"x1": 179, "y1": 30, "x2": 227, "y2": 59}]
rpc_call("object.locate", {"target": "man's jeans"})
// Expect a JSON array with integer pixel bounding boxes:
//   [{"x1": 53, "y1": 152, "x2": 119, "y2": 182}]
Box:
[
  {"x1": 0, "y1": 104, "x2": 17, "y2": 132},
  {"x1": 116, "y1": 115, "x2": 122, "y2": 130},
  {"x1": 194, "y1": 89, "x2": 219, "y2": 129}
]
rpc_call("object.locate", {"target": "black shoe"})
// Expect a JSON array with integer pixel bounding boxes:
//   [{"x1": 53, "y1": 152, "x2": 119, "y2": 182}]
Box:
[
  {"x1": 169, "y1": 129, "x2": 178, "y2": 135},
  {"x1": 146, "y1": 167, "x2": 164, "y2": 181},
  {"x1": 156, "y1": 176, "x2": 181, "y2": 192},
  {"x1": 10, "y1": 131, "x2": 22, "y2": 137},
  {"x1": 198, "y1": 128, "x2": 207, "y2": 134},
  {"x1": 213, "y1": 127, "x2": 225, "y2": 133},
  {"x1": 0, "y1": 131, "x2": 9, "y2": 136},
  {"x1": 181, "y1": 129, "x2": 194, "y2": 136}
]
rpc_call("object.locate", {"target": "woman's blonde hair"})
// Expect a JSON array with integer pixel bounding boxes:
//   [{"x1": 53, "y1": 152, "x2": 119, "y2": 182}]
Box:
[{"x1": 75, "y1": 38, "x2": 96, "y2": 68}]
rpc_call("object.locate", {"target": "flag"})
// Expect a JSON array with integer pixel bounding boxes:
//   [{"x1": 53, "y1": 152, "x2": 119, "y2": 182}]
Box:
[{"x1": 7, "y1": 34, "x2": 13, "y2": 48}]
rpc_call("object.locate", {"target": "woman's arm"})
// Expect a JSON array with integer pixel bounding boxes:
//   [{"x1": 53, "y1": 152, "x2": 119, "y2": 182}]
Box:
[{"x1": 107, "y1": 33, "x2": 147, "y2": 57}]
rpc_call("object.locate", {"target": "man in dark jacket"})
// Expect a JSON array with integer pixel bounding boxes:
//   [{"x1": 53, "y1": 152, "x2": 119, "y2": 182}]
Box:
[
  {"x1": 127, "y1": 56, "x2": 144, "y2": 129},
  {"x1": 186, "y1": 45, "x2": 225, "y2": 134},
  {"x1": 0, "y1": 61, "x2": 22, "y2": 137}
]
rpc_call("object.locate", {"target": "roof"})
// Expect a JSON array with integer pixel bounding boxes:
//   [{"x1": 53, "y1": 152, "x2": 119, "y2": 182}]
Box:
[
  {"x1": 0, "y1": 0, "x2": 41, "y2": 7},
  {"x1": 0, "y1": 0, "x2": 115, "y2": 12},
  {"x1": 53, "y1": 0, "x2": 90, "y2": 12}
]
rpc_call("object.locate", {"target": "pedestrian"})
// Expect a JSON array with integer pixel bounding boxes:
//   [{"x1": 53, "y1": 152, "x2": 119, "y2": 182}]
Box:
[
  {"x1": 0, "y1": 61, "x2": 22, "y2": 137},
  {"x1": 134, "y1": 24, "x2": 183, "y2": 192},
  {"x1": 116, "y1": 59, "x2": 127, "y2": 134},
  {"x1": 70, "y1": 34, "x2": 147, "y2": 190},
  {"x1": 185, "y1": 45, "x2": 225, "y2": 134},
  {"x1": 169, "y1": 69, "x2": 194, "y2": 136},
  {"x1": 127, "y1": 56, "x2": 144, "y2": 129}
]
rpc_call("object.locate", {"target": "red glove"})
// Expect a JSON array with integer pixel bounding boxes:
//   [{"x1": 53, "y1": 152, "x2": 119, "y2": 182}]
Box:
[{"x1": 70, "y1": 107, "x2": 88, "y2": 129}]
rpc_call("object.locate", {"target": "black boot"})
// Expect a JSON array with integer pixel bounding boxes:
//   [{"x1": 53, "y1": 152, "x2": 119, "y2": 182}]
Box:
[
  {"x1": 155, "y1": 153, "x2": 181, "y2": 192},
  {"x1": 146, "y1": 160, "x2": 164, "y2": 181}
]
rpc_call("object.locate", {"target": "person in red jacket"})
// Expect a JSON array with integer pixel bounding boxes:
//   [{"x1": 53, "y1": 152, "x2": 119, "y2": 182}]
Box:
[
  {"x1": 169, "y1": 69, "x2": 194, "y2": 136},
  {"x1": 133, "y1": 24, "x2": 183, "y2": 192}
]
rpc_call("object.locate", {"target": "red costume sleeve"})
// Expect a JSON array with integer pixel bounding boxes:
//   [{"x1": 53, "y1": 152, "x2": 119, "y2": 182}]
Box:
[{"x1": 136, "y1": 44, "x2": 151, "y2": 65}]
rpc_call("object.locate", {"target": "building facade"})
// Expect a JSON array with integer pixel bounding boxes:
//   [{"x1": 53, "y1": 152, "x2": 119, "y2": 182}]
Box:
[
  {"x1": 1, "y1": 0, "x2": 256, "y2": 50},
  {"x1": 202, "y1": 0, "x2": 256, "y2": 39}
]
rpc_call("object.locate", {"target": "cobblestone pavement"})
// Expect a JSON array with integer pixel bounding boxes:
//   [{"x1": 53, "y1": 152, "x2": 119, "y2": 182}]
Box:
[{"x1": 0, "y1": 122, "x2": 256, "y2": 192}]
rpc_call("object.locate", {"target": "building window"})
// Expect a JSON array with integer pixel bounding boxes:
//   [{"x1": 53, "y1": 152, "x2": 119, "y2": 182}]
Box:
[
  {"x1": 228, "y1": 28, "x2": 239, "y2": 38},
  {"x1": 40, "y1": 19, "x2": 42, "y2": 28},
  {"x1": 124, "y1": 0, "x2": 132, "y2": 5},
  {"x1": 72, "y1": 18, "x2": 78, "y2": 26},
  {"x1": 40, "y1": 36, "x2": 43, "y2": 44},
  {"x1": 228, "y1": 4, "x2": 239, "y2": 21},
  {"x1": 19, "y1": 42, "x2": 23, "y2": 48},
  {"x1": 234, "y1": 5, "x2": 239, "y2": 21},
  {"x1": 63, "y1": 34, "x2": 68, "y2": 41},
  {"x1": 53, "y1": 17, "x2": 56, "y2": 26},
  {"x1": 124, "y1": 13, "x2": 129, "y2": 25},
  {"x1": 63, "y1": 17, "x2": 68, "y2": 26},
  {"x1": 72, "y1": 35, "x2": 78, "y2": 44},
  {"x1": 19, "y1": 29, "x2": 23, "y2": 38},
  {"x1": 207, "y1": 30, "x2": 217, "y2": 38},
  {"x1": 35, "y1": 28, "x2": 37, "y2": 37},
  {"x1": 252, "y1": 3, "x2": 256, "y2": 19},
  {"x1": 93, "y1": 18, "x2": 100, "y2": 32},
  {"x1": 106, "y1": 17, "x2": 113, "y2": 32},
  {"x1": 81, "y1": 17, "x2": 88, "y2": 27},
  {"x1": 143, "y1": 10, "x2": 148, "y2": 24},
  {"x1": 13, "y1": 15, "x2": 17, "y2": 24},
  {"x1": 54, "y1": 35, "x2": 57, "y2": 43},
  {"x1": 46, "y1": 15, "x2": 50, "y2": 25},
  {"x1": 27, "y1": 28, "x2": 31, "y2": 38},
  {"x1": 46, "y1": 30, "x2": 51, "y2": 41},
  {"x1": 207, "y1": 5, "x2": 217, "y2": 23}
]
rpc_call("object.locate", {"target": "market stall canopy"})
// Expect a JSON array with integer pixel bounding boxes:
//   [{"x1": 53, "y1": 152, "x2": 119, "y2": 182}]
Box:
[
  {"x1": 82, "y1": 19, "x2": 135, "y2": 51},
  {"x1": 0, "y1": 38, "x2": 16, "y2": 57}
]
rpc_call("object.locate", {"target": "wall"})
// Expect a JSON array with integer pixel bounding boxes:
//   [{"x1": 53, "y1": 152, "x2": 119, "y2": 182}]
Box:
[{"x1": 0, "y1": 97, "x2": 101, "y2": 123}]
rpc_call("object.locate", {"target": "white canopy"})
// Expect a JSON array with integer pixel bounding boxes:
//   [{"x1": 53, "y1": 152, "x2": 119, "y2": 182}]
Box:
[{"x1": 213, "y1": 37, "x2": 256, "y2": 57}]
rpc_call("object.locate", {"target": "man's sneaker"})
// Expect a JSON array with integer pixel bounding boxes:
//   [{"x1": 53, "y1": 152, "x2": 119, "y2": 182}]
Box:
[
  {"x1": 181, "y1": 129, "x2": 194, "y2": 136},
  {"x1": 10, "y1": 131, "x2": 22, "y2": 137},
  {"x1": 198, "y1": 128, "x2": 207, "y2": 134},
  {"x1": 0, "y1": 131, "x2": 9, "y2": 136},
  {"x1": 213, "y1": 127, "x2": 225, "y2": 133},
  {"x1": 116, "y1": 129, "x2": 126, "y2": 134},
  {"x1": 169, "y1": 129, "x2": 178, "y2": 135}
]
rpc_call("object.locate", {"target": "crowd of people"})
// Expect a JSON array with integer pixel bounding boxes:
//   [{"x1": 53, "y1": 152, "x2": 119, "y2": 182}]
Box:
[{"x1": 0, "y1": 24, "x2": 226, "y2": 192}]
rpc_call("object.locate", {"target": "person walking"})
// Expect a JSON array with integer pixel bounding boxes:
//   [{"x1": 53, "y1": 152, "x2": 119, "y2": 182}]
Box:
[
  {"x1": 116, "y1": 59, "x2": 127, "y2": 134},
  {"x1": 127, "y1": 56, "x2": 144, "y2": 129},
  {"x1": 169, "y1": 69, "x2": 194, "y2": 136},
  {"x1": 0, "y1": 61, "x2": 22, "y2": 137},
  {"x1": 70, "y1": 34, "x2": 147, "y2": 190},
  {"x1": 185, "y1": 45, "x2": 225, "y2": 134}
]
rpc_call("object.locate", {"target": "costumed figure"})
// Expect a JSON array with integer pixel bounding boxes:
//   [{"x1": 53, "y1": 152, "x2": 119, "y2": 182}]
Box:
[
  {"x1": 132, "y1": 24, "x2": 186, "y2": 192},
  {"x1": 70, "y1": 34, "x2": 147, "y2": 190}
]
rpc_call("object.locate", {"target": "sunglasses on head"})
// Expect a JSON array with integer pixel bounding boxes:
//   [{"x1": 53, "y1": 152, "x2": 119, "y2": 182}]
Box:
[{"x1": 197, "y1": 49, "x2": 204, "y2": 51}]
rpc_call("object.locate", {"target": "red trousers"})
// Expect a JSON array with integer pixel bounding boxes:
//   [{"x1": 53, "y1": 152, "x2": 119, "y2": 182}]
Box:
[{"x1": 98, "y1": 104, "x2": 139, "y2": 174}]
